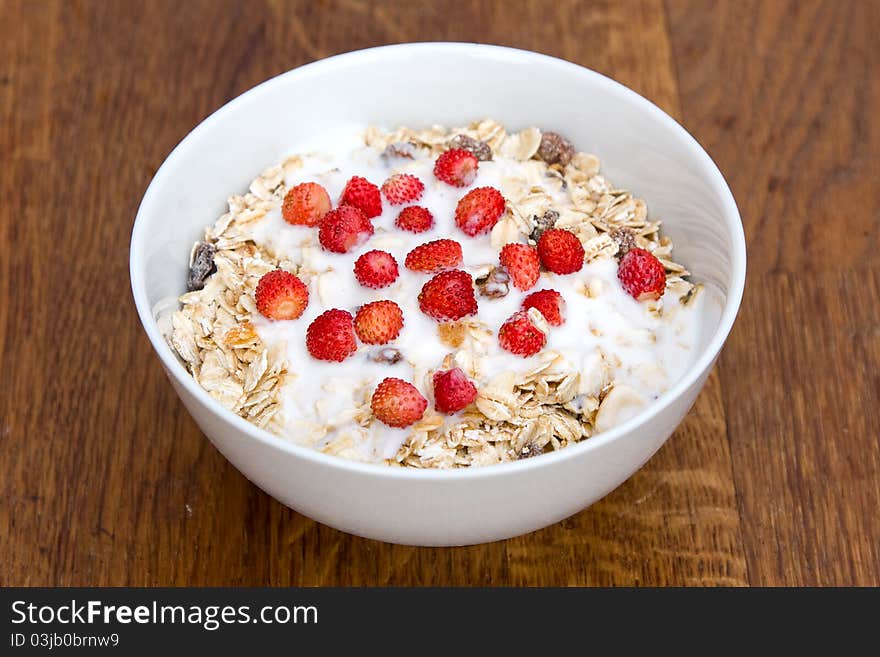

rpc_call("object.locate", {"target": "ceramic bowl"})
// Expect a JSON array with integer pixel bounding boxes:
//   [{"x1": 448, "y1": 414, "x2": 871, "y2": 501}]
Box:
[{"x1": 130, "y1": 43, "x2": 745, "y2": 546}]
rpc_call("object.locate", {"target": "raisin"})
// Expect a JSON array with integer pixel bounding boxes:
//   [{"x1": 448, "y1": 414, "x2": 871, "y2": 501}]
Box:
[
  {"x1": 475, "y1": 266, "x2": 510, "y2": 299},
  {"x1": 382, "y1": 142, "x2": 417, "y2": 161},
  {"x1": 186, "y1": 242, "x2": 216, "y2": 291},
  {"x1": 609, "y1": 227, "x2": 636, "y2": 258},
  {"x1": 537, "y1": 131, "x2": 574, "y2": 166},
  {"x1": 448, "y1": 134, "x2": 492, "y2": 161},
  {"x1": 368, "y1": 347, "x2": 403, "y2": 365},
  {"x1": 529, "y1": 209, "x2": 559, "y2": 243}
]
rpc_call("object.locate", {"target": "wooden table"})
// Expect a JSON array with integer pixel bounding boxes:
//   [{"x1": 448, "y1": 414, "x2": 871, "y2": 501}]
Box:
[{"x1": 2, "y1": 0, "x2": 878, "y2": 586}]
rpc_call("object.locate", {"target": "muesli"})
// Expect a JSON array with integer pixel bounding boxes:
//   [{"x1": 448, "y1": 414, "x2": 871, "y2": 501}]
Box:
[{"x1": 163, "y1": 120, "x2": 702, "y2": 468}]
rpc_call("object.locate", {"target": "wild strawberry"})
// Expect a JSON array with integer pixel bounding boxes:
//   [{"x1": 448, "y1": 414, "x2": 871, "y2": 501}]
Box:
[
  {"x1": 498, "y1": 310, "x2": 546, "y2": 357},
  {"x1": 432, "y1": 367, "x2": 478, "y2": 414},
  {"x1": 522, "y1": 289, "x2": 565, "y2": 326},
  {"x1": 537, "y1": 228, "x2": 585, "y2": 275},
  {"x1": 254, "y1": 270, "x2": 309, "y2": 320},
  {"x1": 355, "y1": 300, "x2": 404, "y2": 345},
  {"x1": 454, "y1": 186, "x2": 505, "y2": 237},
  {"x1": 281, "y1": 182, "x2": 331, "y2": 226},
  {"x1": 353, "y1": 250, "x2": 399, "y2": 289},
  {"x1": 371, "y1": 377, "x2": 428, "y2": 428},
  {"x1": 318, "y1": 205, "x2": 374, "y2": 253},
  {"x1": 404, "y1": 239, "x2": 463, "y2": 273},
  {"x1": 418, "y1": 270, "x2": 478, "y2": 322},
  {"x1": 618, "y1": 247, "x2": 667, "y2": 301},
  {"x1": 381, "y1": 173, "x2": 424, "y2": 205},
  {"x1": 305, "y1": 309, "x2": 357, "y2": 362},
  {"x1": 499, "y1": 243, "x2": 540, "y2": 291},
  {"x1": 395, "y1": 205, "x2": 434, "y2": 233},
  {"x1": 433, "y1": 148, "x2": 478, "y2": 187},
  {"x1": 339, "y1": 175, "x2": 382, "y2": 218}
]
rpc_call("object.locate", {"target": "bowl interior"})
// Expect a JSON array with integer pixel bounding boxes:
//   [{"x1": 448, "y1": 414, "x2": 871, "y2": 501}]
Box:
[{"x1": 132, "y1": 44, "x2": 743, "y2": 454}]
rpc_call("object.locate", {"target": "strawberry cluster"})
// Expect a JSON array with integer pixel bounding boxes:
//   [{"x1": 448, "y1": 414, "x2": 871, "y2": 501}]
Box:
[{"x1": 252, "y1": 143, "x2": 668, "y2": 429}]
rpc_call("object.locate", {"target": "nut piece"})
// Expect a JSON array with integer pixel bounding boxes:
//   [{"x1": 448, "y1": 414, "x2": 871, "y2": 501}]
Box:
[
  {"x1": 529, "y1": 209, "x2": 559, "y2": 243},
  {"x1": 475, "y1": 266, "x2": 510, "y2": 299},
  {"x1": 609, "y1": 227, "x2": 637, "y2": 258},
  {"x1": 368, "y1": 347, "x2": 403, "y2": 364},
  {"x1": 537, "y1": 131, "x2": 574, "y2": 166},
  {"x1": 382, "y1": 141, "x2": 417, "y2": 160},
  {"x1": 187, "y1": 242, "x2": 216, "y2": 291},
  {"x1": 449, "y1": 134, "x2": 493, "y2": 161}
]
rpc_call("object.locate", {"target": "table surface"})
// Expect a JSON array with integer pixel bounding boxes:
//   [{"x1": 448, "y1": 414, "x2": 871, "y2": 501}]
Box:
[{"x1": 2, "y1": 0, "x2": 878, "y2": 586}]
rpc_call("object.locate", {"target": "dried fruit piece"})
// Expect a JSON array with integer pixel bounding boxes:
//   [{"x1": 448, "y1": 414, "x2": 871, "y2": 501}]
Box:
[
  {"x1": 454, "y1": 186, "x2": 505, "y2": 237},
  {"x1": 395, "y1": 205, "x2": 434, "y2": 233},
  {"x1": 448, "y1": 134, "x2": 492, "y2": 161},
  {"x1": 522, "y1": 289, "x2": 565, "y2": 326},
  {"x1": 371, "y1": 377, "x2": 427, "y2": 428},
  {"x1": 382, "y1": 141, "x2": 417, "y2": 160},
  {"x1": 537, "y1": 131, "x2": 574, "y2": 166},
  {"x1": 368, "y1": 347, "x2": 403, "y2": 364},
  {"x1": 529, "y1": 209, "x2": 559, "y2": 243},
  {"x1": 354, "y1": 300, "x2": 404, "y2": 345},
  {"x1": 187, "y1": 241, "x2": 216, "y2": 291},
  {"x1": 433, "y1": 367, "x2": 478, "y2": 413},
  {"x1": 381, "y1": 173, "x2": 425, "y2": 205},
  {"x1": 499, "y1": 243, "x2": 540, "y2": 291},
  {"x1": 254, "y1": 269, "x2": 309, "y2": 320},
  {"x1": 617, "y1": 247, "x2": 667, "y2": 301},
  {"x1": 282, "y1": 182, "x2": 331, "y2": 226},
  {"x1": 609, "y1": 227, "x2": 636, "y2": 258},
  {"x1": 434, "y1": 148, "x2": 478, "y2": 187},
  {"x1": 475, "y1": 266, "x2": 510, "y2": 299},
  {"x1": 405, "y1": 239, "x2": 463, "y2": 273},
  {"x1": 354, "y1": 250, "x2": 399, "y2": 289},
  {"x1": 318, "y1": 205, "x2": 374, "y2": 253},
  {"x1": 418, "y1": 270, "x2": 478, "y2": 322},
  {"x1": 306, "y1": 309, "x2": 357, "y2": 362},
  {"x1": 537, "y1": 228, "x2": 585, "y2": 275},
  {"x1": 339, "y1": 175, "x2": 382, "y2": 218},
  {"x1": 498, "y1": 310, "x2": 546, "y2": 357}
]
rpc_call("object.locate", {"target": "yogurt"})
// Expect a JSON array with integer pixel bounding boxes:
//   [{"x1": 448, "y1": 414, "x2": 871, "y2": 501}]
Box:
[{"x1": 244, "y1": 130, "x2": 703, "y2": 462}]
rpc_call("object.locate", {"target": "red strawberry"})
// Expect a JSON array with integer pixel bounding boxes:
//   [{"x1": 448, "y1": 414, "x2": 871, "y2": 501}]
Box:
[
  {"x1": 282, "y1": 182, "x2": 331, "y2": 226},
  {"x1": 537, "y1": 228, "x2": 585, "y2": 275},
  {"x1": 254, "y1": 270, "x2": 309, "y2": 320},
  {"x1": 395, "y1": 205, "x2": 434, "y2": 233},
  {"x1": 354, "y1": 250, "x2": 399, "y2": 289},
  {"x1": 339, "y1": 175, "x2": 382, "y2": 218},
  {"x1": 371, "y1": 377, "x2": 428, "y2": 428},
  {"x1": 318, "y1": 205, "x2": 374, "y2": 253},
  {"x1": 618, "y1": 247, "x2": 667, "y2": 301},
  {"x1": 522, "y1": 289, "x2": 565, "y2": 326},
  {"x1": 405, "y1": 239, "x2": 463, "y2": 273},
  {"x1": 432, "y1": 367, "x2": 478, "y2": 414},
  {"x1": 306, "y1": 309, "x2": 357, "y2": 362},
  {"x1": 454, "y1": 186, "x2": 505, "y2": 237},
  {"x1": 434, "y1": 148, "x2": 478, "y2": 187},
  {"x1": 418, "y1": 270, "x2": 478, "y2": 322},
  {"x1": 498, "y1": 310, "x2": 546, "y2": 357},
  {"x1": 355, "y1": 300, "x2": 404, "y2": 345},
  {"x1": 381, "y1": 173, "x2": 425, "y2": 205},
  {"x1": 499, "y1": 243, "x2": 540, "y2": 291}
]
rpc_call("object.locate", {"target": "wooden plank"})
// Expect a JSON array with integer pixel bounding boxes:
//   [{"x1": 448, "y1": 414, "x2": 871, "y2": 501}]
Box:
[{"x1": 666, "y1": 0, "x2": 880, "y2": 584}]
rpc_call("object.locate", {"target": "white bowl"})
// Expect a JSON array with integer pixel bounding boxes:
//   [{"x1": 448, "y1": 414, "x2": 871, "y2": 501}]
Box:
[{"x1": 130, "y1": 43, "x2": 745, "y2": 546}]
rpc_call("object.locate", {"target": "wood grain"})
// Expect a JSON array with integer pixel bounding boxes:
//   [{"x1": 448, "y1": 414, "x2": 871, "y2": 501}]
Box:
[
  {"x1": 666, "y1": 0, "x2": 880, "y2": 585},
  {"x1": 0, "y1": 0, "x2": 875, "y2": 586}
]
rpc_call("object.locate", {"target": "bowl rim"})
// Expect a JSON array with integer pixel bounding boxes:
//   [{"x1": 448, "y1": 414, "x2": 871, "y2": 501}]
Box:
[{"x1": 130, "y1": 42, "x2": 747, "y2": 481}]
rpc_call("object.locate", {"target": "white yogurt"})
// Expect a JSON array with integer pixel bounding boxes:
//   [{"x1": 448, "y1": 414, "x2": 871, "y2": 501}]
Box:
[{"x1": 247, "y1": 132, "x2": 703, "y2": 461}]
